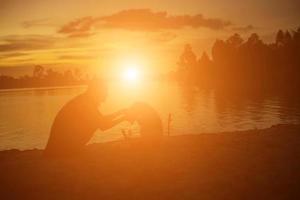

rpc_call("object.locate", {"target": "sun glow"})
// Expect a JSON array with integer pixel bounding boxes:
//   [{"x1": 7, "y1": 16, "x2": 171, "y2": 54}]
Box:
[
  {"x1": 121, "y1": 59, "x2": 142, "y2": 84},
  {"x1": 123, "y1": 67, "x2": 139, "y2": 82}
]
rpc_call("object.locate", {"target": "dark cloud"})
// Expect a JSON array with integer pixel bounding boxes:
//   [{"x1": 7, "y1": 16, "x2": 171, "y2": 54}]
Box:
[
  {"x1": 58, "y1": 9, "x2": 232, "y2": 37},
  {"x1": 0, "y1": 52, "x2": 28, "y2": 60},
  {"x1": 21, "y1": 18, "x2": 57, "y2": 28},
  {"x1": 0, "y1": 35, "x2": 57, "y2": 52},
  {"x1": 99, "y1": 9, "x2": 232, "y2": 30},
  {"x1": 57, "y1": 55, "x2": 98, "y2": 60},
  {"x1": 58, "y1": 16, "x2": 98, "y2": 38},
  {"x1": 232, "y1": 25, "x2": 256, "y2": 33},
  {"x1": 11, "y1": 58, "x2": 35, "y2": 63}
]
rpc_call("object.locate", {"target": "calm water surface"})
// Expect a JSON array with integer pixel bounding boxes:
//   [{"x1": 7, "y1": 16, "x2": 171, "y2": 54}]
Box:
[{"x1": 0, "y1": 82, "x2": 299, "y2": 150}]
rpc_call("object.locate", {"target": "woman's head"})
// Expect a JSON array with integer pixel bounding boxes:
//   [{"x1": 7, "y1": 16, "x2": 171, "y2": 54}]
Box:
[{"x1": 86, "y1": 78, "x2": 108, "y2": 103}]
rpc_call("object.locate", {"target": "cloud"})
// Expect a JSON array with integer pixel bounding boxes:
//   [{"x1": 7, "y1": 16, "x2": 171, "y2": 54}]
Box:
[
  {"x1": 99, "y1": 9, "x2": 231, "y2": 30},
  {"x1": 58, "y1": 9, "x2": 232, "y2": 37},
  {"x1": 232, "y1": 25, "x2": 255, "y2": 33},
  {"x1": 0, "y1": 52, "x2": 28, "y2": 60},
  {"x1": 57, "y1": 55, "x2": 98, "y2": 60},
  {"x1": 0, "y1": 35, "x2": 57, "y2": 52},
  {"x1": 21, "y1": 18, "x2": 58, "y2": 28},
  {"x1": 58, "y1": 16, "x2": 98, "y2": 38},
  {"x1": 10, "y1": 58, "x2": 35, "y2": 63}
]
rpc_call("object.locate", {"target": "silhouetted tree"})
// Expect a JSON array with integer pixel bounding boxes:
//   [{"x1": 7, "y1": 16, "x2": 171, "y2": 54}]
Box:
[
  {"x1": 212, "y1": 39, "x2": 227, "y2": 64},
  {"x1": 284, "y1": 31, "x2": 292, "y2": 44},
  {"x1": 176, "y1": 26, "x2": 300, "y2": 94},
  {"x1": 276, "y1": 30, "x2": 284, "y2": 46},
  {"x1": 226, "y1": 33, "x2": 243, "y2": 48},
  {"x1": 246, "y1": 33, "x2": 262, "y2": 46},
  {"x1": 33, "y1": 65, "x2": 44, "y2": 78},
  {"x1": 178, "y1": 44, "x2": 197, "y2": 71},
  {"x1": 177, "y1": 44, "x2": 198, "y2": 83}
]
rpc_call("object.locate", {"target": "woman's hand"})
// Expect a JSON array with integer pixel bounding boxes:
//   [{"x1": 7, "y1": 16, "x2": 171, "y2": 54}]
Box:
[
  {"x1": 118, "y1": 108, "x2": 129, "y2": 115},
  {"x1": 124, "y1": 107, "x2": 136, "y2": 123}
]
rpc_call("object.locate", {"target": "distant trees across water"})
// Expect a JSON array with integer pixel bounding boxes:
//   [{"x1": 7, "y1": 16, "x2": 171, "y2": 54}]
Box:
[
  {"x1": 0, "y1": 66, "x2": 88, "y2": 89},
  {"x1": 174, "y1": 27, "x2": 300, "y2": 93},
  {"x1": 1, "y1": 27, "x2": 300, "y2": 92}
]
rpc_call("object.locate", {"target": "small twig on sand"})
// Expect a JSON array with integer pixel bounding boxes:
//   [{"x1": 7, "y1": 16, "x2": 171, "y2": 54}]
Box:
[{"x1": 167, "y1": 113, "x2": 172, "y2": 136}]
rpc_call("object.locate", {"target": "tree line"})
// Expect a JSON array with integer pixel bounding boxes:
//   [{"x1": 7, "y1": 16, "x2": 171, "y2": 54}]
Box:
[
  {"x1": 174, "y1": 27, "x2": 300, "y2": 93},
  {"x1": 1, "y1": 27, "x2": 299, "y2": 92},
  {"x1": 0, "y1": 66, "x2": 88, "y2": 89}
]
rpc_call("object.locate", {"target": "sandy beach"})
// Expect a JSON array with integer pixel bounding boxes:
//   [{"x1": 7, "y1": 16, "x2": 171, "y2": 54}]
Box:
[{"x1": 0, "y1": 124, "x2": 299, "y2": 200}]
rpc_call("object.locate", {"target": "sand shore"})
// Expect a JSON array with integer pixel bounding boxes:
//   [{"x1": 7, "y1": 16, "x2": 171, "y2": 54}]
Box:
[{"x1": 0, "y1": 124, "x2": 299, "y2": 200}]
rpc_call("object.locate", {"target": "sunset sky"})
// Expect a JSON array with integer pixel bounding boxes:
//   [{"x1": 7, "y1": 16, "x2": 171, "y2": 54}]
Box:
[{"x1": 1, "y1": 0, "x2": 299, "y2": 76}]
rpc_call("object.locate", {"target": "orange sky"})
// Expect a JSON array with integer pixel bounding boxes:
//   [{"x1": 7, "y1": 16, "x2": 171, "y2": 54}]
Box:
[{"x1": 0, "y1": 0, "x2": 299, "y2": 76}]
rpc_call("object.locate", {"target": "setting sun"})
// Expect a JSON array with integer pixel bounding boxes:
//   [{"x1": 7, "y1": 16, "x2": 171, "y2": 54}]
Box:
[
  {"x1": 120, "y1": 58, "x2": 143, "y2": 84},
  {"x1": 123, "y1": 67, "x2": 140, "y2": 82}
]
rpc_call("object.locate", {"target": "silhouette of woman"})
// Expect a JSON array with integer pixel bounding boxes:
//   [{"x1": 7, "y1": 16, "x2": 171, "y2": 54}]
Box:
[{"x1": 44, "y1": 78, "x2": 127, "y2": 158}]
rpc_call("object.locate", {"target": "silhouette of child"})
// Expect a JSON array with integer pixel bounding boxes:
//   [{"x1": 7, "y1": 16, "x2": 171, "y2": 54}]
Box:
[{"x1": 125, "y1": 102, "x2": 163, "y2": 138}]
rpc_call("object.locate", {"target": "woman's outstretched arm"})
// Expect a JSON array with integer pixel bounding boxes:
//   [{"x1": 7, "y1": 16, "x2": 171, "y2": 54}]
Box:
[
  {"x1": 104, "y1": 109, "x2": 127, "y2": 121},
  {"x1": 98, "y1": 109, "x2": 128, "y2": 131},
  {"x1": 99, "y1": 116, "x2": 126, "y2": 131}
]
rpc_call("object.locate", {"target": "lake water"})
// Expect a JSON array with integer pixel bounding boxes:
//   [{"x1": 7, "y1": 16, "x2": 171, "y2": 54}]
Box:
[{"x1": 0, "y1": 82, "x2": 299, "y2": 150}]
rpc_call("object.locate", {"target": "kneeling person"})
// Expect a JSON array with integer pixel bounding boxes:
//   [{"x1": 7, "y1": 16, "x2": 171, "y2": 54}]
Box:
[{"x1": 44, "y1": 79, "x2": 127, "y2": 158}]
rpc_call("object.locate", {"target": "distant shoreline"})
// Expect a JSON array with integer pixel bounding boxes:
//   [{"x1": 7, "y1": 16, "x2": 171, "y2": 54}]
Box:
[
  {"x1": 1, "y1": 123, "x2": 298, "y2": 152},
  {"x1": 0, "y1": 84, "x2": 86, "y2": 94}
]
